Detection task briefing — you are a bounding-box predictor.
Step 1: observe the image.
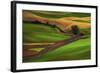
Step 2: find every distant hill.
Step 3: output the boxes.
[23,10,91,32]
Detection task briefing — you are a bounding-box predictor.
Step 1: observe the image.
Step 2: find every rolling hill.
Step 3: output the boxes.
[23,10,91,32]
[22,10,91,62]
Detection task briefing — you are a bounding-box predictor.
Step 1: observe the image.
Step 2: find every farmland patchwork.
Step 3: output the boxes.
[22,10,91,63]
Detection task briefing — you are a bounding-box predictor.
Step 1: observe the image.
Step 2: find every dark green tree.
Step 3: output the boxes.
[71,25,80,35]
[71,25,84,36]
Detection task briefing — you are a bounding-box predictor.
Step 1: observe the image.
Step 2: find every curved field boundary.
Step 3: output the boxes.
[23,35,83,58]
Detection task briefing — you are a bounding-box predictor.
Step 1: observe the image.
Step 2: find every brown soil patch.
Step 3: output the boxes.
[23,50,39,58]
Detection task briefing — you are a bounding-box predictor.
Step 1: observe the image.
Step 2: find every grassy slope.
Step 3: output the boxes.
[23,23,69,43]
[23,11,91,62]
[24,37,90,62]
[73,20,90,23]
[23,21,91,62]
[23,10,91,31]
[29,10,90,18]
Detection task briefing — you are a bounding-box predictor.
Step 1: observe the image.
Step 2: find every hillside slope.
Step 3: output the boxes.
[23,10,91,32]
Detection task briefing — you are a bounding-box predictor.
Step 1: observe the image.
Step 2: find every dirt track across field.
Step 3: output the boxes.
[23,35,83,58]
